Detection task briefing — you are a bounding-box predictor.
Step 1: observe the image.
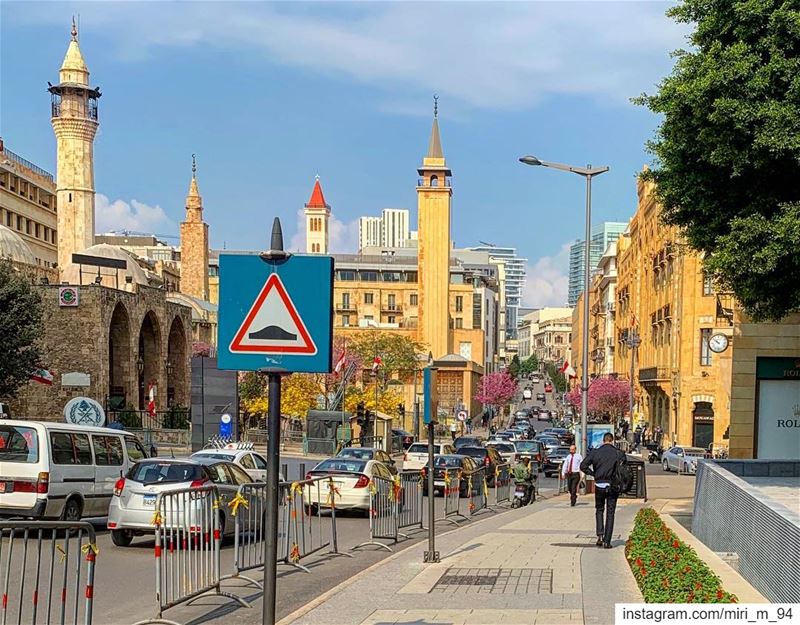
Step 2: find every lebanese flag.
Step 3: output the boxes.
[334,344,347,374]
[147,384,157,417]
[372,356,382,374]
[559,360,577,379]
[30,369,54,385]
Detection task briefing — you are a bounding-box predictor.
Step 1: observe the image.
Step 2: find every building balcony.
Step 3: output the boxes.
[381,304,403,313]
[335,303,357,312]
[639,367,669,383]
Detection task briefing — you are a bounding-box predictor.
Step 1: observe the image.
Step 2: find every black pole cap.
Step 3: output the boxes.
[260,217,290,261]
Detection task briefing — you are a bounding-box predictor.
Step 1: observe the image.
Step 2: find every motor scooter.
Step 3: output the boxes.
[511,482,534,508]
[646,444,664,464]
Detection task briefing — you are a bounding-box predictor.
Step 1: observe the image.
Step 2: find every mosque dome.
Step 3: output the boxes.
[0,224,36,265]
[60,243,150,291]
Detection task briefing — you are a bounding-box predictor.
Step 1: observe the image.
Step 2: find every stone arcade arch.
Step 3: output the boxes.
[166,316,188,408]
[107,302,132,410]
[137,311,162,412]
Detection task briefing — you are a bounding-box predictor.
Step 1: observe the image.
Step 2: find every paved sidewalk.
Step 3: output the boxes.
[278,493,644,625]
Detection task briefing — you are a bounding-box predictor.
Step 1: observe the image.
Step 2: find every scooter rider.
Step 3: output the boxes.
[512,456,536,505]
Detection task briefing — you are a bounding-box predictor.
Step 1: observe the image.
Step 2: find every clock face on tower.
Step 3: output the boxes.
[709,333,729,353]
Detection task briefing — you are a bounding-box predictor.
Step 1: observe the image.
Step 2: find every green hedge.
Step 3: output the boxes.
[625,508,738,603]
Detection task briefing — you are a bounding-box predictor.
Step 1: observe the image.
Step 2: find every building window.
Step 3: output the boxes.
[702,273,714,296]
[455,317,463,329]
[387,294,396,308]
[342,315,350,327]
[364,292,373,304]
[16,215,22,231]
[430,175,439,187]
[388,315,396,324]
[337,270,356,281]
[700,328,712,366]
[6,211,12,227]
[342,293,350,308]
[361,271,378,282]
[455,296,463,312]
[410,294,418,306]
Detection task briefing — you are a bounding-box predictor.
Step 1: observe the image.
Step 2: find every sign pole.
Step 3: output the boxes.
[263,371,281,625]
[422,364,439,563]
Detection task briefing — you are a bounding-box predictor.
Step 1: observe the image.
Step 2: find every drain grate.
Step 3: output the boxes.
[431,568,552,594]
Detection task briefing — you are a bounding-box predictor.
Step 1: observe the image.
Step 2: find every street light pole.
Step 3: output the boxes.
[519,156,609,456]
[627,331,641,424]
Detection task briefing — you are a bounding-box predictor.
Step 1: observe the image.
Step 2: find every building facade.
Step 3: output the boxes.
[568,221,627,306]
[469,244,527,341]
[357,209,411,251]
[587,242,618,377]
[0,140,58,268]
[358,216,382,250]
[518,307,573,363]
[613,178,733,450]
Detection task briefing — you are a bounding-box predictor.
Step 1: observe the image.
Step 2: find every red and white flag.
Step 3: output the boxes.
[631,313,639,328]
[559,360,577,379]
[334,345,346,374]
[147,383,157,418]
[30,369,54,385]
[371,356,382,374]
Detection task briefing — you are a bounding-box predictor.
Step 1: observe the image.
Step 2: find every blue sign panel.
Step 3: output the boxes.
[217,253,333,373]
[423,367,438,425]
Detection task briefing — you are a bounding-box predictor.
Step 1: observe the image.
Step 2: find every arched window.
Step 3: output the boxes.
[430,175,439,187]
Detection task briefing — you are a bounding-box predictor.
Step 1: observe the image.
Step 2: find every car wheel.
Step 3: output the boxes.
[662,459,670,472]
[648,455,656,464]
[61,497,82,522]
[111,529,133,547]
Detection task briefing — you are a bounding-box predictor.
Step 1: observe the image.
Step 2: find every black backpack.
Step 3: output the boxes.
[612,454,634,494]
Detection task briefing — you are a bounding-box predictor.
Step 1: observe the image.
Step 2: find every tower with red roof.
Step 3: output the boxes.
[304,175,330,254]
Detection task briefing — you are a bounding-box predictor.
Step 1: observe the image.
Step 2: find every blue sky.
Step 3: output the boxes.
[1,1,687,307]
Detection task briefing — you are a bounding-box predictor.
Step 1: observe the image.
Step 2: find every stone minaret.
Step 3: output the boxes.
[50,19,101,271]
[304,176,330,254]
[180,155,209,300]
[417,97,452,359]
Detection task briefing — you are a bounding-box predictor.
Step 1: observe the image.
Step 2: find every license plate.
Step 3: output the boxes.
[0,482,6,494]
[143,494,156,507]
[514,491,525,498]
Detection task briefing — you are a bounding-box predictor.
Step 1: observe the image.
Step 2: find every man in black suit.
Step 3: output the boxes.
[580,432,626,549]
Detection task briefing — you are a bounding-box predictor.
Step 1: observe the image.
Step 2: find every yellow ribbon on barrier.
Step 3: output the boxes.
[326,482,341,508]
[443,471,451,494]
[483,476,489,499]
[369,479,377,495]
[151,510,162,527]
[56,544,66,563]
[212,497,221,511]
[81,543,100,558]
[390,476,402,502]
[418,473,425,490]
[290,481,303,498]
[467,474,473,495]
[228,492,249,517]
[289,543,301,563]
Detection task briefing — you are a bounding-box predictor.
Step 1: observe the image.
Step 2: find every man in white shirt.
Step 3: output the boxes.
[561,444,583,506]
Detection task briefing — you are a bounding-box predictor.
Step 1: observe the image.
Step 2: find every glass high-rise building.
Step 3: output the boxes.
[568,221,627,306]
[469,244,527,340]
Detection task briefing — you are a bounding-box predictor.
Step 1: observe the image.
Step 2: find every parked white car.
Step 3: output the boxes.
[662,446,706,474]
[485,441,518,464]
[403,442,455,471]
[0,421,148,521]
[191,446,269,482]
[305,457,395,513]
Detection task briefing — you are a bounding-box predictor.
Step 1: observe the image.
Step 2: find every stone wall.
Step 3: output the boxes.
[12,283,192,422]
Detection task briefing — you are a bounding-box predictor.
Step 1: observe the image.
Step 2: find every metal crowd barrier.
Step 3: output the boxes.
[285,477,351,571]
[466,467,491,517]
[490,464,513,506]
[440,468,467,525]
[221,482,289,588]
[0,521,98,625]
[353,475,403,552]
[397,471,425,531]
[133,485,249,625]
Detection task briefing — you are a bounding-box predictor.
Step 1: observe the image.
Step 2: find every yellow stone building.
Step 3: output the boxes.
[0,140,59,269]
[614,177,733,450]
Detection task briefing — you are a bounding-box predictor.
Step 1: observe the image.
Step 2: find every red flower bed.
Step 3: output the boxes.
[625,508,738,603]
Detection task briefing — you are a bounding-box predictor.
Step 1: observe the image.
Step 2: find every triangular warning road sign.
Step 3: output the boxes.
[229,273,317,355]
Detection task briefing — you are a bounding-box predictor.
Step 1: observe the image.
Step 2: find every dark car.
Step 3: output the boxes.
[543,427,574,445]
[457,446,504,484]
[534,435,561,455]
[453,436,483,450]
[543,446,571,477]
[514,440,547,469]
[422,455,478,497]
[392,429,414,451]
[536,392,546,401]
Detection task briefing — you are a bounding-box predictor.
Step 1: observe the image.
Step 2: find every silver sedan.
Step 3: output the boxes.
[662,446,706,474]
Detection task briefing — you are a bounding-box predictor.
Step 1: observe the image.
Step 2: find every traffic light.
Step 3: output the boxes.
[398,403,405,418]
[356,402,365,425]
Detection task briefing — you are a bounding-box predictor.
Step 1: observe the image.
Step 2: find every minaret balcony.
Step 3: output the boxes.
[417,177,451,188]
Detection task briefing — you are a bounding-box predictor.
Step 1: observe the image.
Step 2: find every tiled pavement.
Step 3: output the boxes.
[278,493,645,625]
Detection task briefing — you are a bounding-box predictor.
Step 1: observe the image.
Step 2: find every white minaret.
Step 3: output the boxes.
[50,18,101,271]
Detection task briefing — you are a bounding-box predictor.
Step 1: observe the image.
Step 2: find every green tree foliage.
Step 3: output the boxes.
[637,0,800,321]
[519,355,539,376]
[348,332,425,388]
[542,362,567,394]
[507,354,521,379]
[0,262,43,398]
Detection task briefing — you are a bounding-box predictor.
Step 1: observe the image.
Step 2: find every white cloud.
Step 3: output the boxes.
[289,208,358,254]
[95,193,176,235]
[522,242,572,309]
[11,2,688,110]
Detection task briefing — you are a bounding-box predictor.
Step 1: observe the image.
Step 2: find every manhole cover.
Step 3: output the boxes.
[431,568,552,594]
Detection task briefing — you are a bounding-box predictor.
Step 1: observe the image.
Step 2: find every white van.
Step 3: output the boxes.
[0,420,148,520]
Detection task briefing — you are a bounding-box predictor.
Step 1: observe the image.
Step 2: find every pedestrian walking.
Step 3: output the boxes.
[449,421,457,441]
[560,444,583,506]
[633,425,642,452]
[466,417,473,434]
[580,432,627,549]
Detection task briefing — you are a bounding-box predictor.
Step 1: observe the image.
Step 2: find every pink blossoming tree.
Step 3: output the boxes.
[475,371,518,414]
[566,377,631,419]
